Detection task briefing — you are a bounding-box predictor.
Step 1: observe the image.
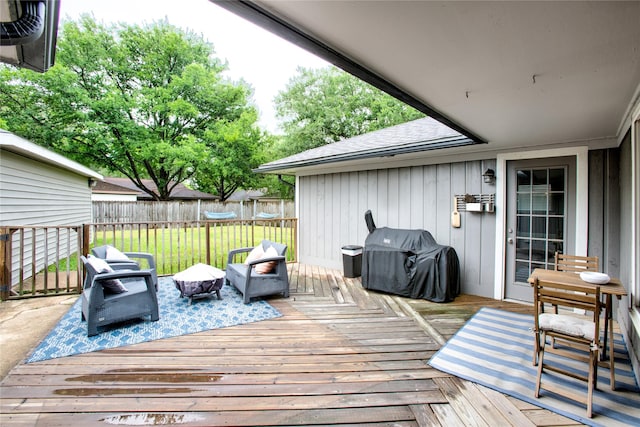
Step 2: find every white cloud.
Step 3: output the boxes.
[59,0,329,133]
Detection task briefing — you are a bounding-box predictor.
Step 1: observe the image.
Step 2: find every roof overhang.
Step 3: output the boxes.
[256,135,472,174]
[0,0,60,72]
[255,117,474,174]
[213,1,640,151]
[214,0,486,145]
[0,129,102,179]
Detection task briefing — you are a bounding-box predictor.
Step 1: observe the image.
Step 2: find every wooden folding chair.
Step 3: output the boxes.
[532,277,601,418]
[545,252,600,352]
[554,252,599,273]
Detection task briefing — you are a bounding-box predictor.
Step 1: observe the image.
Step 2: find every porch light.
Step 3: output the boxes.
[482,168,495,184]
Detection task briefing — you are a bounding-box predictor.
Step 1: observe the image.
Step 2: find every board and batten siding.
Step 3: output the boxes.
[1,150,94,285]
[298,159,497,298]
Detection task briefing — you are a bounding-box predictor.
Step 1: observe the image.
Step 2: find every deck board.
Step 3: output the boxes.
[0,263,581,426]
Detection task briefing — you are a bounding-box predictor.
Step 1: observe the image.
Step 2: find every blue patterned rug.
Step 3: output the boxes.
[429,307,640,427]
[26,277,282,363]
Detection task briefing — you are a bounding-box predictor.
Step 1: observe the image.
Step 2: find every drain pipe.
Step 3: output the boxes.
[1,1,45,46]
[278,174,295,188]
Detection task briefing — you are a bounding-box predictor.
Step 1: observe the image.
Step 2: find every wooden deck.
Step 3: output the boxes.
[0,263,581,426]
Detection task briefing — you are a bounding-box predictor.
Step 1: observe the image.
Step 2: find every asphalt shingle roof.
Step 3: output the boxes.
[257,117,473,173]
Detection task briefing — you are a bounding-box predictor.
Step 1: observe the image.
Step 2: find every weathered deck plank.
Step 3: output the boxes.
[0,263,580,426]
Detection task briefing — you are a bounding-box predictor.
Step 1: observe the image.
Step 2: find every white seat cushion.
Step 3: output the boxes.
[244,245,265,264]
[539,313,595,341]
[86,255,128,294]
[105,245,131,261]
[255,245,279,274]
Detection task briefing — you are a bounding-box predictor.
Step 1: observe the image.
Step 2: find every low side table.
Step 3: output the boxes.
[173,263,225,305]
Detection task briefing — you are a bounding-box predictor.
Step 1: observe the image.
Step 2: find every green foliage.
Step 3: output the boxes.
[194,109,266,201]
[274,66,425,157]
[256,133,294,199]
[0,15,263,200]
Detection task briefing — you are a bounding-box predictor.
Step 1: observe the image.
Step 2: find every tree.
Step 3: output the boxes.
[0,16,260,200]
[193,109,266,201]
[274,66,424,157]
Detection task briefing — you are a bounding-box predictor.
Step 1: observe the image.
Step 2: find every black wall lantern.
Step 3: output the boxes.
[482,168,495,184]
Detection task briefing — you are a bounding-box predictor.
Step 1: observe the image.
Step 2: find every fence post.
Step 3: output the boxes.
[82,224,91,256]
[0,227,10,300]
[205,222,211,265]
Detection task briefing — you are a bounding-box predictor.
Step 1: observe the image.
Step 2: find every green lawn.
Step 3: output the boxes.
[90,222,296,275]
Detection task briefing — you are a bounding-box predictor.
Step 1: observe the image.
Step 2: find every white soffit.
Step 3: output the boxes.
[242,1,640,149]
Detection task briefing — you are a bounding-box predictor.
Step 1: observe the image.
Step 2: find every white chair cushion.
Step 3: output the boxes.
[255,245,279,274]
[86,255,128,293]
[105,245,131,261]
[244,245,265,264]
[539,313,595,341]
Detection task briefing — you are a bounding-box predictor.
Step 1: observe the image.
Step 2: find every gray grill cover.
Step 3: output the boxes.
[361,226,460,302]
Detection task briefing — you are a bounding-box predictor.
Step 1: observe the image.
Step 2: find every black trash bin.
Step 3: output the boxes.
[341,245,363,278]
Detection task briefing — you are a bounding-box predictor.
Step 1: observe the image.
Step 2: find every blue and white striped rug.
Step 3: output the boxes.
[429,307,639,427]
[26,276,282,363]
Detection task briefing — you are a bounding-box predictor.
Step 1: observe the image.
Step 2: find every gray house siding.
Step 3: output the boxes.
[0,150,93,226]
[1,148,95,286]
[298,152,616,300]
[298,159,497,298]
[615,134,639,378]
[588,148,621,278]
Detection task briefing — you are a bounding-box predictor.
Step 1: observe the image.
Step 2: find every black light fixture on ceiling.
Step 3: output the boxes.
[482,168,495,184]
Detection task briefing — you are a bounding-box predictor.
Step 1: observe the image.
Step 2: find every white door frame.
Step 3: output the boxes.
[494,147,589,300]
[630,102,640,327]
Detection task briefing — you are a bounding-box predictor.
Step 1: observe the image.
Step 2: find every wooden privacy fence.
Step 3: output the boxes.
[93,200,295,223]
[0,218,297,300]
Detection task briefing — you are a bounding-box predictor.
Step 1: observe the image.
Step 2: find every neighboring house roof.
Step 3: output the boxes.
[167,184,219,200]
[98,177,219,200]
[92,180,140,196]
[256,117,471,174]
[0,129,102,180]
[227,189,266,202]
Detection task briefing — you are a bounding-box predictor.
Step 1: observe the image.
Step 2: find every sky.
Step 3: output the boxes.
[59,0,329,133]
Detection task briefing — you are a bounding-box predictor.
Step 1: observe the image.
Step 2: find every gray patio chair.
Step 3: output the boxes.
[225,239,290,304]
[80,255,159,337]
[91,245,158,290]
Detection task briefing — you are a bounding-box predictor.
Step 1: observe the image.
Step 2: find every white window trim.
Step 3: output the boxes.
[295,174,301,262]
[630,104,640,330]
[494,147,589,300]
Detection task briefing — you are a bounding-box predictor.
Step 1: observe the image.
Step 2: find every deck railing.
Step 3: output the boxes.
[0,218,297,300]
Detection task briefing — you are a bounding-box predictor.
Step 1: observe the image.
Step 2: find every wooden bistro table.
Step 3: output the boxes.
[528,268,627,390]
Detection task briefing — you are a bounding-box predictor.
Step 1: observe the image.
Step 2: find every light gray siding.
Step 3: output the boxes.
[0,150,93,226]
[298,159,497,297]
[615,134,639,380]
[1,149,94,285]
[588,149,621,277]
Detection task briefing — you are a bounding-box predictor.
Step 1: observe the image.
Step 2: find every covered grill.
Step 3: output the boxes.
[361,210,460,302]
